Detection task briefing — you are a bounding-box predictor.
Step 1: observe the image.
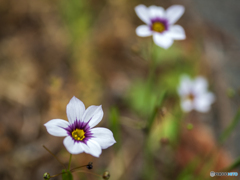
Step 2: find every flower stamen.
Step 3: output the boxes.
[72,129,85,141]
[152,22,165,33]
[187,93,195,101]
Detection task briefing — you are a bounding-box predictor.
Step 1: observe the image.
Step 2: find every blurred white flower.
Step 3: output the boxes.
[135,4,186,49]
[44,96,116,157]
[178,75,215,113]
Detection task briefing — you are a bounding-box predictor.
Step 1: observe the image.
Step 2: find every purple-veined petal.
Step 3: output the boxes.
[148,5,165,18]
[193,77,208,95]
[152,33,173,49]
[63,136,84,154]
[44,119,69,137]
[82,105,103,128]
[180,99,193,112]
[136,25,152,37]
[166,5,185,24]
[194,93,215,112]
[135,4,151,24]
[91,127,116,149]
[165,25,186,40]
[178,75,192,96]
[66,96,85,124]
[80,139,102,157]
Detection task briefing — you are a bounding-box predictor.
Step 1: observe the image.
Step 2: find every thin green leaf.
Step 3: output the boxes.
[146,90,167,132]
[219,108,240,144]
[222,156,240,172]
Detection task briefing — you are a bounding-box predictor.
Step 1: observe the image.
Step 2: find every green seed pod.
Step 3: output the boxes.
[43,172,50,180]
[102,171,110,179]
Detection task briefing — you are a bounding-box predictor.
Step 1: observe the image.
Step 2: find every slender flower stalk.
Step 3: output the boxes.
[135,4,186,49]
[43,146,95,179]
[43,145,67,169]
[44,96,116,157]
[68,154,72,170]
[71,170,102,177]
[44,164,102,179]
[70,163,92,171]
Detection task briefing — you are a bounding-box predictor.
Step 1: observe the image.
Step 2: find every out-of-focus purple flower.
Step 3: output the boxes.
[135,4,186,49]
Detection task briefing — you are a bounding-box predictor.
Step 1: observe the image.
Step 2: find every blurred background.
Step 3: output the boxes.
[0,0,240,179]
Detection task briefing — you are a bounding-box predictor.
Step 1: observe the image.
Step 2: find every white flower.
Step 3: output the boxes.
[44,96,116,157]
[177,75,215,113]
[135,4,186,49]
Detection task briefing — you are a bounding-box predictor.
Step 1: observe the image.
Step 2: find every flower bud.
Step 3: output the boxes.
[43,172,50,180]
[102,171,110,179]
[87,162,93,169]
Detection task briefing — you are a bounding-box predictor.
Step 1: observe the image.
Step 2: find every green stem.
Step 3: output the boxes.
[147,49,157,89]
[143,41,157,126]
[68,154,72,170]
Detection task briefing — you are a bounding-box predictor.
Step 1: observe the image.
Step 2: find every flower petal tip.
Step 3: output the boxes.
[135,4,146,11]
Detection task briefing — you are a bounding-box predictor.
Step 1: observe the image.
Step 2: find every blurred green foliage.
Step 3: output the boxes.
[126,80,159,118]
[109,107,121,150]
[60,0,92,43]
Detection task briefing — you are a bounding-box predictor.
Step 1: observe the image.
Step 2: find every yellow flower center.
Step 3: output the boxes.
[152,22,165,33]
[72,129,85,141]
